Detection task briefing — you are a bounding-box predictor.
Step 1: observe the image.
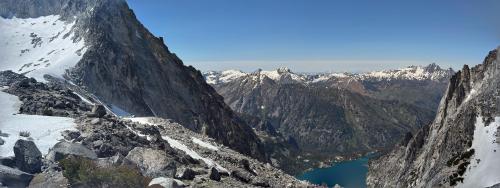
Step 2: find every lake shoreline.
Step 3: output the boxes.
[296,152,380,188]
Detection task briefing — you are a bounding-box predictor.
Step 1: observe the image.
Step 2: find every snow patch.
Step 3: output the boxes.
[73,92,94,105]
[0,15,86,82]
[464,89,477,103]
[148,177,185,187]
[163,135,228,173]
[459,116,500,187]
[122,117,156,141]
[0,90,75,157]
[192,137,219,151]
[125,117,156,126]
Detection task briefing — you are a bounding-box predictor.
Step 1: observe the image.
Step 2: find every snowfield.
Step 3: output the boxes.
[0,90,76,157]
[459,116,500,187]
[0,15,86,81]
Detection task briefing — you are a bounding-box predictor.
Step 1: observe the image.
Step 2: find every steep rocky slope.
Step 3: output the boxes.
[205,64,452,171]
[368,48,500,187]
[0,71,309,187]
[0,0,265,160]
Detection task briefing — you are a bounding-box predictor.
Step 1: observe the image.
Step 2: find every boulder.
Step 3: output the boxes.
[13,139,42,173]
[0,165,34,187]
[17,78,36,88]
[231,169,252,183]
[209,167,221,181]
[28,171,68,188]
[0,157,15,168]
[124,147,176,177]
[240,159,257,175]
[148,177,185,188]
[88,105,106,118]
[90,118,101,125]
[46,142,97,162]
[61,130,80,141]
[96,143,115,157]
[251,177,270,187]
[96,153,125,168]
[178,154,199,165]
[176,168,196,180]
[0,137,4,145]
[54,100,66,109]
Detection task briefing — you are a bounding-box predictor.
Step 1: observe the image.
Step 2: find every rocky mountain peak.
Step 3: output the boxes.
[368,47,500,188]
[276,67,292,74]
[0,0,112,19]
[423,62,442,72]
[0,0,267,161]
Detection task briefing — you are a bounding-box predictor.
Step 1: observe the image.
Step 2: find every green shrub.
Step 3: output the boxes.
[60,156,150,188]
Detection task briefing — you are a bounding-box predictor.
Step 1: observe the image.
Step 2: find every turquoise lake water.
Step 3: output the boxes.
[296,154,376,188]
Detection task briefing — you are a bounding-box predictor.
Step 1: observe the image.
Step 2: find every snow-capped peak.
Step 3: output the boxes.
[276,67,292,74]
[253,67,306,83]
[204,67,305,85]
[358,63,453,81]
[204,69,248,85]
[204,63,453,85]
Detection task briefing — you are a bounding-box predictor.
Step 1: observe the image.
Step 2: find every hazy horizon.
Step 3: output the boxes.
[191,59,461,73]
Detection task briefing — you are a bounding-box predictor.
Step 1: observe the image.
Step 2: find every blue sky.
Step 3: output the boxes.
[126,0,500,72]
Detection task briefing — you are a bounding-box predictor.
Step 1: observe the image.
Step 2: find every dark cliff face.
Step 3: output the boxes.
[367,49,500,187]
[1,0,266,161]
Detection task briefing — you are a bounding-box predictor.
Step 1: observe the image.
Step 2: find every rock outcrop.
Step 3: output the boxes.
[46,141,97,162]
[0,165,34,187]
[2,74,91,117]
[0,71,309,187]
[124,147,177,178]
[368,48,500,187]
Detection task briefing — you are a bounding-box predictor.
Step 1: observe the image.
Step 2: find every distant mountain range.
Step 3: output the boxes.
[205,63,453,85]
[204,63,454,173]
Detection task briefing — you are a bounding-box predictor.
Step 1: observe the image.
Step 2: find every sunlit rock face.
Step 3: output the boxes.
[368,49,500,188]
[0,0,266,161]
